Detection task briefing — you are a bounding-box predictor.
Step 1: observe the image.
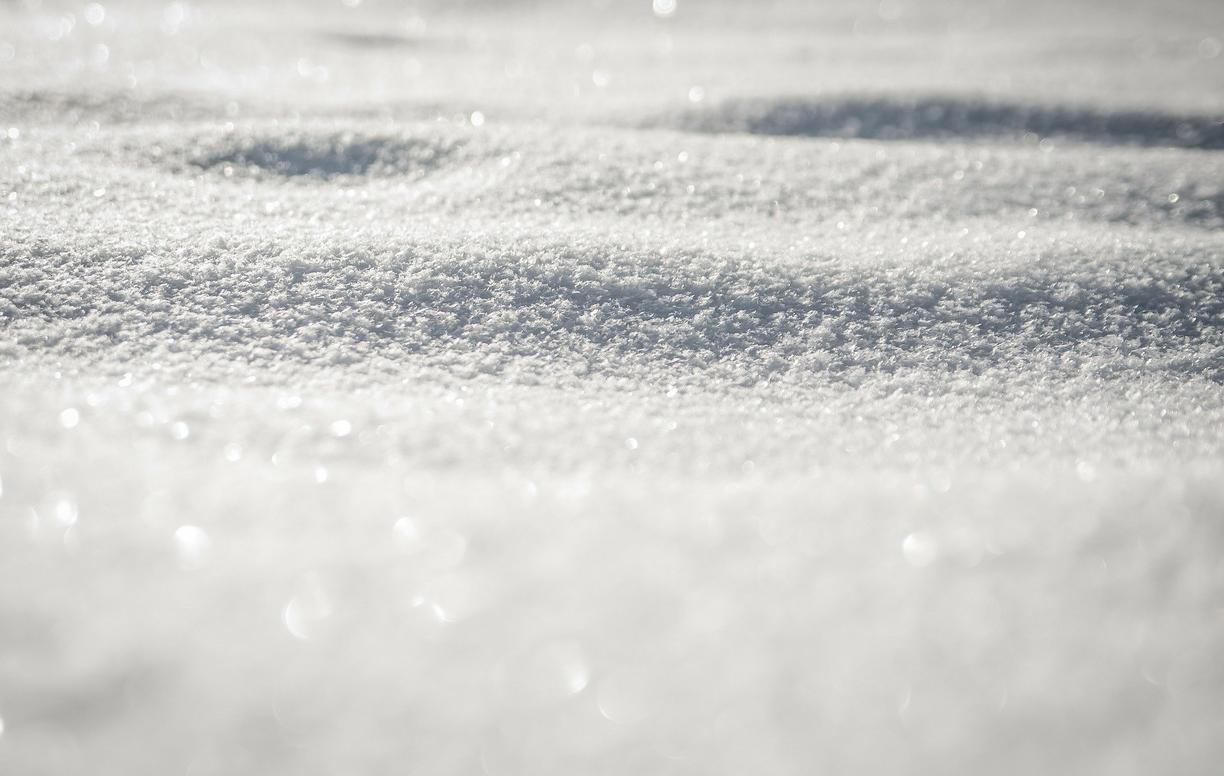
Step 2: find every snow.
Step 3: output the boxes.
[1,0,1223,774]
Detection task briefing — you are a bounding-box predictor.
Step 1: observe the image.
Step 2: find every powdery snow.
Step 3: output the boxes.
[1,1,1222,774]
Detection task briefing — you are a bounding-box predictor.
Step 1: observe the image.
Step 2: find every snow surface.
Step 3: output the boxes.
[1,0,1223,774]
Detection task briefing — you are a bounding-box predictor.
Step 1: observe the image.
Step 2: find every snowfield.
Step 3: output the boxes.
[1,0,1223,774]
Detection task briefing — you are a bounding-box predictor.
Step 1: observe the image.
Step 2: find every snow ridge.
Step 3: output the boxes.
[3,233,1220,381]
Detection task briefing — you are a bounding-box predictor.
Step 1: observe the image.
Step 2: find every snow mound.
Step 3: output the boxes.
[189,131,471,180]
[670,96,1224,149]
[0,89,227,126]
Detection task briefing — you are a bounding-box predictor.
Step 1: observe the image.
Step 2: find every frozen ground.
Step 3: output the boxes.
[1,0,1223,774]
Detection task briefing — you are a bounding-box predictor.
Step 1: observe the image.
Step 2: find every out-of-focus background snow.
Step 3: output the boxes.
[1,1,1223,774]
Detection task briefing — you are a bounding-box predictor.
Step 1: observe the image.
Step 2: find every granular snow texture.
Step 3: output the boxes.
[1,1,1223,775]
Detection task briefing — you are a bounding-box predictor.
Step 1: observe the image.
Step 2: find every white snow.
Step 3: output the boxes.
[1,0,1223,774]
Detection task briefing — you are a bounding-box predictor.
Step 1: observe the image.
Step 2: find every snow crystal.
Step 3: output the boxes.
[653,0,678,19]
[173,525,212,570]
